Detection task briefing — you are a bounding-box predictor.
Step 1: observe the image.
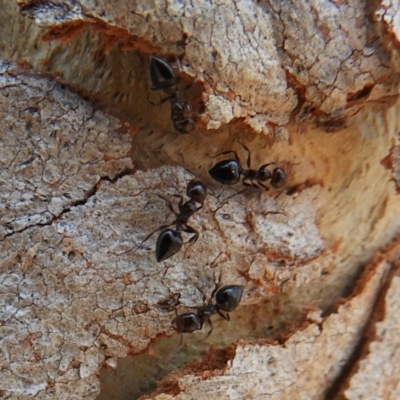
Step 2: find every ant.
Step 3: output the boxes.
[172,283,244,343]
[149,56,197,134]
[135,179,206,262]
[208,143,287,191]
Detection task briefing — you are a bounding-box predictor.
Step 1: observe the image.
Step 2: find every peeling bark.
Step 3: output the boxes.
[345,264,400,400]
[143,246,395,400]
[15,0,400,133]
[0,0,400,399]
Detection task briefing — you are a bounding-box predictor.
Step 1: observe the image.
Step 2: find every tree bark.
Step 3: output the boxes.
[0,0,400,399]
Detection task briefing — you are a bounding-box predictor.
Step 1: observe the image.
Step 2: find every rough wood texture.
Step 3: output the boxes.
[0,0,399,399]
[143,249,395,400]
[0,61,327,398]
[344,264,400,400]
[17,0,399,133]
[0,61,133,398]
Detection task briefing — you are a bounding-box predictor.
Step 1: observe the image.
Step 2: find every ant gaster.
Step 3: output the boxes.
[172,284,244,341]
[135,179,206,262]
[208,143,287,191]
[150,56,196,134]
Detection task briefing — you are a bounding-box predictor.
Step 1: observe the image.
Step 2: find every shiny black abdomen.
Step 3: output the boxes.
[208,160,241,185]
[156,229,183,262]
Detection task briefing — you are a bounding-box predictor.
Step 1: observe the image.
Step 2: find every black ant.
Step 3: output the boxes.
[172,284,244,343]
[208,143,287,191]
[149,56,197,134]
[134,179,206,262]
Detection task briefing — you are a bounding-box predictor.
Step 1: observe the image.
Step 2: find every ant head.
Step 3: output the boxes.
[156,229,183,262]
[208,160,241,185]
[150,56,179,90]
[271,168,287,188]
[172,312,202,333]
[170,99,191,115]
[186,179,207,204]
[215,285,244,312]
[172,115,196,134]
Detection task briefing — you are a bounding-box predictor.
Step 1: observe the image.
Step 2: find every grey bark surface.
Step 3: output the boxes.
[16,0,399,133]
[0,0,400,399]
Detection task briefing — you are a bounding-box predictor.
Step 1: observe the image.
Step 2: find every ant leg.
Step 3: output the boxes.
[216,188,248,208]
[274,187,285,199]
[257,181,270,191]
[259,162,275,170]
[197,286,207,304]
[210,278,221,299]
[182,82,193,92]
[216,309,230,321]
[211,150,240,160]
[205,319,213,338]
[154,193,178,215]
[181,225,199,259]
[147,92,173,106]
[243,179,261,189]
[182,225,199,245]
[194,204,203,214]
[172,194,184,209]
[178,333,183,347]
[172,308,184,349]
[132,223,172,253]
[209,252,222,269]
[238,142,252,169]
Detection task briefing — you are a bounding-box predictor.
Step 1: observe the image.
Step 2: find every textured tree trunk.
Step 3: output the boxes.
[1,1,400,399]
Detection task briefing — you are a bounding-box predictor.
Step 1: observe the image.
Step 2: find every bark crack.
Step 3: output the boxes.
[324,260,400,399]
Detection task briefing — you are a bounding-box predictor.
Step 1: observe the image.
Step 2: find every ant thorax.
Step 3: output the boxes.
[241,168,258,181]
[178,201,198,220]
